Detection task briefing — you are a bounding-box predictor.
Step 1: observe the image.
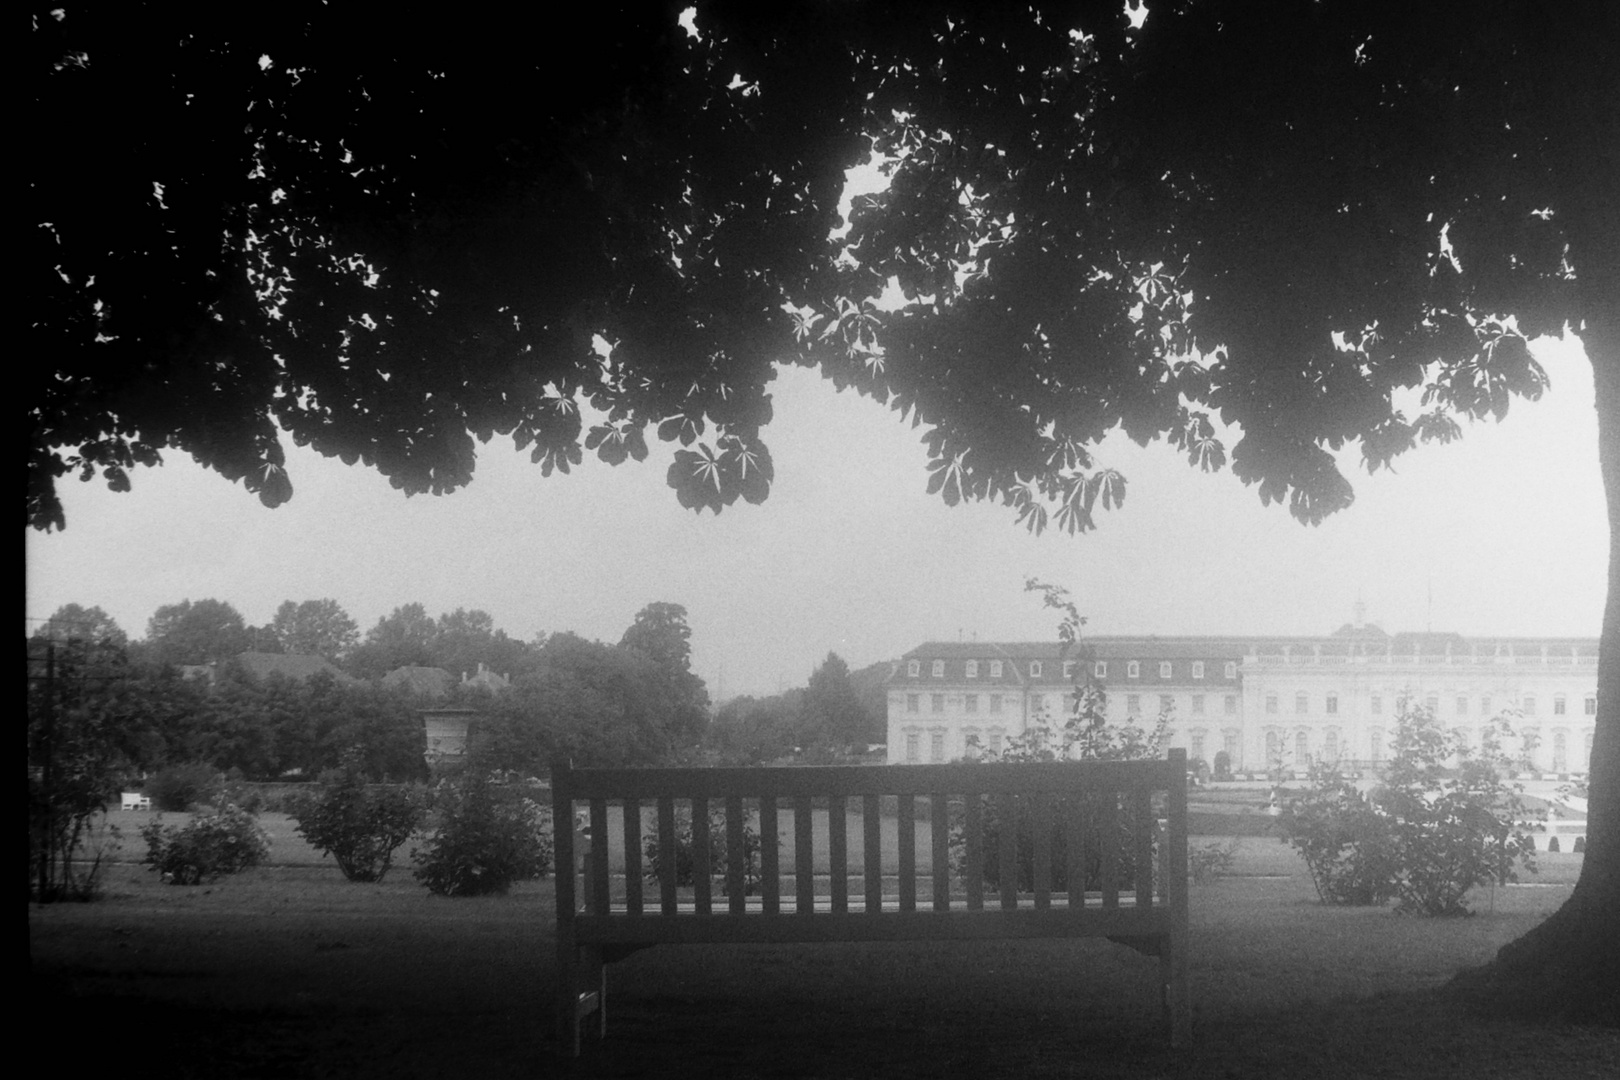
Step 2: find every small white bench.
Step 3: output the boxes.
[120,792,152,811]
[553,750,1190,1055]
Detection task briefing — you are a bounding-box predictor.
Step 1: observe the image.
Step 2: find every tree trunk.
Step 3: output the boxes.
[1451,244,1620,1019]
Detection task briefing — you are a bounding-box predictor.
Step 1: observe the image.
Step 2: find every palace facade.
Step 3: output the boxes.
[885,621,1599,776]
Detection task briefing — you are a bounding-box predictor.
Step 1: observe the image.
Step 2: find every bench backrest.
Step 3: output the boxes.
[554,750,1187,924]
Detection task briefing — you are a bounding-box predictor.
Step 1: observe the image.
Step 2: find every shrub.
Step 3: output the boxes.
[642,805,762,896]
[412,770,552,896]
[289,749,426,883]
[147,761,223,812]
[1377,706,1536,916]
[1277,704,1536,915]
[139,803,270,884]
[1189,839,1240,884]
[1275,764,1397,905]
[1213,751,1232,780]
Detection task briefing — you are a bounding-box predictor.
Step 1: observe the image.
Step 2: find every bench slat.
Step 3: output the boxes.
[997,792,1018,910]
[623,798,642,917]
[693,797,712,916]
[727,795,746,915]
[760,797,780,915]
[794,796,813,917]
[964,796,984,911]
[1134,787,1154,908]
[658,796,677,916]
[563,761,1182,799]
[1064,795,1084,903]
[829,795,848,915]
[898,795,916,913]
[864,795,882,915]
[1032,793,1052,910]
[574,906,1174,945]
[930,794,949,912]
[589,798,610,916]
[1100,794,1119,909]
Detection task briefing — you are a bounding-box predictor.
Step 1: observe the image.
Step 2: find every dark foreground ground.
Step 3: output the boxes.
[28,832,1618,1079]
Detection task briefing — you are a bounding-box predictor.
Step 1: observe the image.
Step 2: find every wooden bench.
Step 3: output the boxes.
[552,749,1189,1056]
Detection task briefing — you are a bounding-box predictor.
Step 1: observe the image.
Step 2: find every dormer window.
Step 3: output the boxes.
[907,660,920,677]
[989,660,1003,678]
[1028,661,1043,678]
[1159,661,1173,679]
[1062,660,1075,678]
[1192,661,1205,680]
[931,660,945,678]
[1127,661,1140,679]
[1224,661,1238,679]
[966,660,979,678]
[1094,661,1107,679]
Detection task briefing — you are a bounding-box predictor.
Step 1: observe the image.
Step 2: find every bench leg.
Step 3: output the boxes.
[560,945,608,1057]
[1161,936,1190,1047]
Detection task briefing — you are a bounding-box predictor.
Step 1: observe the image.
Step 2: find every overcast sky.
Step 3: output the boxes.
[25,334,1605,699]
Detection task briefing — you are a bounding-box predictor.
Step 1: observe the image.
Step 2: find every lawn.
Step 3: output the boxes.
[28,814,1617,1079]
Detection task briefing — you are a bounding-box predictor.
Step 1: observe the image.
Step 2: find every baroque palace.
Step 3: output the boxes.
[885,616,1598,777]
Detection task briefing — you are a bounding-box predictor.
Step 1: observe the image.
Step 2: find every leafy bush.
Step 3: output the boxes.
[412,770,552,896]
[139,803,270,884]
[147,761,223,812]
[642,805,762,896]
[1189,839,1240,884]
[289,749,425,882]
[1277,704,1536,915]
[1213,751,1232,780]
[1275,765,1398,905]
[1378,706,1536,915]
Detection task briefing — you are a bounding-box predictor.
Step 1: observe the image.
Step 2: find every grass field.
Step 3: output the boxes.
[28,813,1617,1079]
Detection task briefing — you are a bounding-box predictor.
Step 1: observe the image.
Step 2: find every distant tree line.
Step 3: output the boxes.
[702,652,888,765]
[29,598,793,784]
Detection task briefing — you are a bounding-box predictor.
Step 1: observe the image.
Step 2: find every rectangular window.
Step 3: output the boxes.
[1482,695,1492,717]
[1192,661,1205,680]
[965,660,979,679]
[930,694,944,714]
[1266,694,1278,714]
[1553,695,1566,716]
[1160,694,1174,714]
[1159,661,1173,679]
[1224,661,1238,679]
[1128,661,1141,678]
[1326,694,1338,715]
[962,728,982,759]
[1094,661,1107,679]
[988,731,1005,756]
[964,694,979,714]
[1370,727,1385,762]
[1127,694,1141,715]
[1371,694,1382,715]
[1063,660,1075,679]
[907,660,920,677]
[1523,695,1537,716]
[1191,694,1205,715]
[1324,729,1339,760]
[1028,661,1043,678]
[906,694,919,714]
[1456,696,1468,716]
[1223,730,1239,763]
[905,732,920,764]
[1425,695,1438,714]
[1295,692,1308,714]
[1190,732,1206,761]
[1587,696,1598,716]
[1224,695,1238,715]
[989,660,1003,678]
[930,731,945,763]
[931,659,945,678]
[989,694,1003,714]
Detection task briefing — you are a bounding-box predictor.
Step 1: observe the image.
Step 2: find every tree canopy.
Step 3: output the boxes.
[26,2,1617,997]
[269,598,359,661]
